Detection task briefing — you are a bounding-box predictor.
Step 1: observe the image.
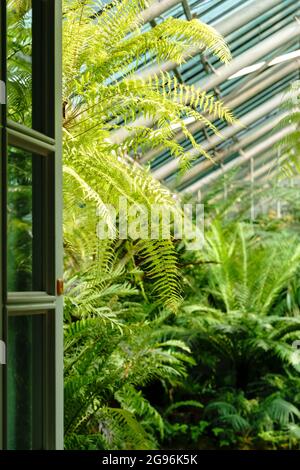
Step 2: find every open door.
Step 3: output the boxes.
[0,0,63,450]
[0,0,7,450]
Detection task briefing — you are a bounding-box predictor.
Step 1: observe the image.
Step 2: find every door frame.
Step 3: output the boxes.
[0,0,63,450]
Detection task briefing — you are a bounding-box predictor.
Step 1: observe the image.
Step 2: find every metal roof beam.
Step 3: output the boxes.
[179,56,300,139]
[182,125,295,194]
[177,112,287,188]
[150,58,300,178]
[237,149,277,179]
[110,0,288,143]
[245,155,283,181]
[192,20,300,92]
[142,59,299,164]
[181,0,192,21]
[141,0,182,24]
[257,165,283,183]
[90,0,181,22]
[111,21,300,146]
[136,0,285,80]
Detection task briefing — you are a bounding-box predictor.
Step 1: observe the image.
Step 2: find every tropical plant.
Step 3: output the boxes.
[63,0,234,160]
[62,0,235,311]
[63,169,300,450]
[60,0,237,447]
[64,260,194,449]
[7,0,235,311]
[158,220,300,449]
[8,0,300,453]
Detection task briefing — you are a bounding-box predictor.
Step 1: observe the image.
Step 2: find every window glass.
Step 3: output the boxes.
[7,146,33,291]
[7,314,44,450]
[7,0,32,126]
[7,145,45,291]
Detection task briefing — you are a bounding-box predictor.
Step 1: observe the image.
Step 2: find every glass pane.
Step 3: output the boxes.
[7,314,44,450]
[7,147,33,291]
[7,0,32,126]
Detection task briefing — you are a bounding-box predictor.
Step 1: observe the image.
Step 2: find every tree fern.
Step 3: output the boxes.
[64,269,193,448]
[115,384,165,439]
[60,0,236,310]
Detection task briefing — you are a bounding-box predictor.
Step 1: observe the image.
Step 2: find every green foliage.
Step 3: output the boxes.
[64,187,300,450]
[7,0,234,311]
[64,264,193,449]
[63,0,234,160]
[63,144,182,310]
[61,0,235,311]
[7,0,32,125]
[7,147,32,290]
[7,0,300,453]
[203,221,300,314]
[9,1,300,451]
[160,214,300,450]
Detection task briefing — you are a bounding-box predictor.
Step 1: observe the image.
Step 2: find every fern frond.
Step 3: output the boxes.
[263,396,300,426]
[137,238,182,312]
[115,384,165,438]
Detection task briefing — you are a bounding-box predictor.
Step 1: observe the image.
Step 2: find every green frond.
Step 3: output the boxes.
[137,239,182,312]
[263,396,300,426]
[99,407,157,450]
[220,414,250,433]
[150,17,231,64]
[63,165,117,235]
[115,384,165,439]
[165,400,204,416]
[204,401,237,416]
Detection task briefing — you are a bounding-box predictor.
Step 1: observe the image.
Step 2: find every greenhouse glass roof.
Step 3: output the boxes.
[134,0,300,197]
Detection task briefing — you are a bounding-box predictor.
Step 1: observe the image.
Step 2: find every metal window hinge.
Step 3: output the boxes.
[57,279,64,296]
[0,340,6,365]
